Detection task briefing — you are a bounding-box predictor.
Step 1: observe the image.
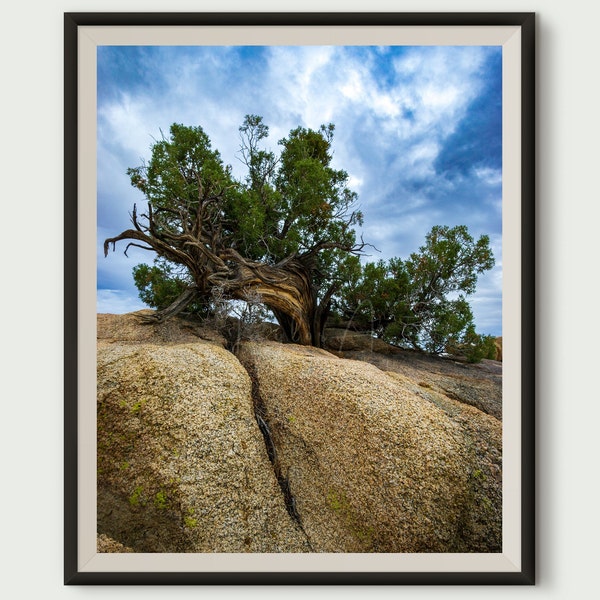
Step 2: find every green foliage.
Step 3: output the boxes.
[446,326,498,363]
[231,116,363,280]
[127,123,235,217]
[133,260,186,310]
[335,225,495,356]
[128,116,362,316]
[133,258,210,316]
[406,225,494,297]
[118,117,496,351]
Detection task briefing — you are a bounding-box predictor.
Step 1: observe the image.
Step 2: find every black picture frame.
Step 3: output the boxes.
[64,11,535,585]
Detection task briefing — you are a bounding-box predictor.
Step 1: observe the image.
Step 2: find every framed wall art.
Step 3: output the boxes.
[64,12,535,585]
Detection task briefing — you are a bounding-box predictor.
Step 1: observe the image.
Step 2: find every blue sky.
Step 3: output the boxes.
[97,44,502,336]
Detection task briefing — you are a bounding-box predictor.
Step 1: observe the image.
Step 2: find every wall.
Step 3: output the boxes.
[1,1,596,598]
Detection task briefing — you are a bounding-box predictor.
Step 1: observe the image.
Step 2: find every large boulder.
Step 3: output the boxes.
[323,327,399,355]
[97,322,310,553]
[384,371,502,551]
[333,348,502,420]
[495,336,503,361]
[97,534,133,553]
[97,310,227,346]
[237,341,501,552]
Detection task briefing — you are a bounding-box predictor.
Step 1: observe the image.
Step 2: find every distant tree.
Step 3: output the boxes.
[104,116,365,346]
[335,225,495,354]
[445,325,498,363]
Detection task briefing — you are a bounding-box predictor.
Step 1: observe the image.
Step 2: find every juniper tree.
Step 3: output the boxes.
[104,116,365,347]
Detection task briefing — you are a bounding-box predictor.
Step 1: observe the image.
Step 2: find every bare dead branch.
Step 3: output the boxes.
[138,286,199,323]
[123,242,154,256]
[104,229,151,257]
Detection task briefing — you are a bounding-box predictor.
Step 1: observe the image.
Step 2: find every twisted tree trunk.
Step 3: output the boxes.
[103,203,353,347]
[217,258,321,346]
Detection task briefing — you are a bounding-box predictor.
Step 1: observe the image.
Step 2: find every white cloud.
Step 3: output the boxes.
[403,141,440,175]
[347,174,364,191]
[98,93,159,158]
[97,289,146,314]
[391,46,487,138]
[474,166,503,186]
[340,70,365,101]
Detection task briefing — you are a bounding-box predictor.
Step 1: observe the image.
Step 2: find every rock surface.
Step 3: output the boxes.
[383,371,502,551]
[237,341,502,552]
[318,346,503,551]
[334,348,502,420]
[322,327,401,355]
[495,336,503,361]
[97,310,227,346]
[97,312,502,554]
[97,314,310,553]
[97,534,134,553]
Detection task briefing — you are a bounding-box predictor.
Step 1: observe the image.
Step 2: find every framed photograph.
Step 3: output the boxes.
[64,12,535,585]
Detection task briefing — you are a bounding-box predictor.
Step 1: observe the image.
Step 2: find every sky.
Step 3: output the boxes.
[97,44,502,336]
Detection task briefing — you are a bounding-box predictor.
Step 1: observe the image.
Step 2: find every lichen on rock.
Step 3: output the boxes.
[97,315,310,553]
[237,341,501,553]
[96,313,502,554]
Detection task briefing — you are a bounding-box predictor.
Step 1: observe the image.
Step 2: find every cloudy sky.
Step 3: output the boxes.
[97,44,502,336]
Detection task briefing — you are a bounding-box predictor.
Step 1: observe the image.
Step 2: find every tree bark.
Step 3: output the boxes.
[138,287,199,323]
[221,258,320,346]
[104,203,347,347]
